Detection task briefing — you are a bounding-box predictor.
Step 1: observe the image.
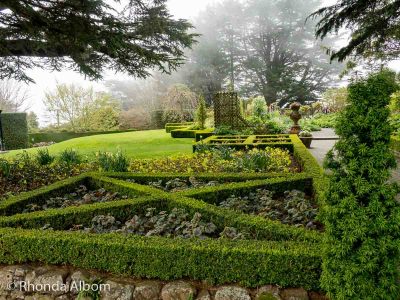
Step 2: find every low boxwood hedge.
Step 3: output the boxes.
[193,134,294,152]
[29,129,137,144]
[171,127,214,139]
[165,122,194,133]
[0,228,321,289]
[0,135,326,289]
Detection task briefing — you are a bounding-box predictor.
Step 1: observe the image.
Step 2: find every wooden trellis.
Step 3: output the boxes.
[213,92,248,129]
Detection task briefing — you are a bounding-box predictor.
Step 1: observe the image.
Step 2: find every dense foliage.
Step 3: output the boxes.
[321,70,400,299]
[0,0,196,82]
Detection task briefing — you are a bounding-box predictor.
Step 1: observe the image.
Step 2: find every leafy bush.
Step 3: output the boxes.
[35,148,55,166]
[299,118,321,132]
[310,113,338,128]
[251,96,268,119]
[321,70,400,299]
[96,150,129,172]
[59,149,82,167]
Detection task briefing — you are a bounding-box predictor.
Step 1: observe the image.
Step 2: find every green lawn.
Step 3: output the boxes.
[2,130,193,160]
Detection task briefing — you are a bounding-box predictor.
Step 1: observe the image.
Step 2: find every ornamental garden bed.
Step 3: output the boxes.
[193,134,294,152]
[0,134,325,290]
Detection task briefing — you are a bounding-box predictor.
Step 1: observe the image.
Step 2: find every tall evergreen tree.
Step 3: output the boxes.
[184,0,341,107]
[0,0,196,82]
[322,70,400,299]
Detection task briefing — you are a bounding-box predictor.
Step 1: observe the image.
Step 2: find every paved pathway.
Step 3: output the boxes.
[308,129,400,183]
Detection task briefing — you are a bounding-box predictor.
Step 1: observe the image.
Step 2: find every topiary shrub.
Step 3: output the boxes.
[196,95,207,130]
[321,70,400,299]
[1,113,28,150]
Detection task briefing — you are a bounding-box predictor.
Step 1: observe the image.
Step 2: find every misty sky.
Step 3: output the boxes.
[21,0,399,124]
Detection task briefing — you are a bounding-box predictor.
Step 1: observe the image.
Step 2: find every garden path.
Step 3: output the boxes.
[309,129,400,183]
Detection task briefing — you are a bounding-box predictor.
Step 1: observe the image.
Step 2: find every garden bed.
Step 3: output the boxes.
[0,134,325,290]
[193,134,294,152]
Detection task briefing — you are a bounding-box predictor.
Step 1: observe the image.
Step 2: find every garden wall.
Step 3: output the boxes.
[0,264,327,300]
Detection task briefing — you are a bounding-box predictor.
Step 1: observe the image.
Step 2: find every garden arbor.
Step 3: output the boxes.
[214,92,248,129]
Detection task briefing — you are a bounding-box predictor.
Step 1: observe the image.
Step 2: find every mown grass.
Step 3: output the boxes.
[3,130,193,160]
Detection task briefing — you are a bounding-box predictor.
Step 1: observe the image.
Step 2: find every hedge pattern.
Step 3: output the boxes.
[165,122,194,133]
[193,134,293,152]
[0,136,325,289]
[1,112,28,150]
[171,127,214,139]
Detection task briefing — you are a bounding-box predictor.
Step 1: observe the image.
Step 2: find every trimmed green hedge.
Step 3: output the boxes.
[0,228,321,289]
[1,113,28,150]
[165,122,194,133]
[29,129,136,144]
[193,135,293,152]
[171,127,214,139]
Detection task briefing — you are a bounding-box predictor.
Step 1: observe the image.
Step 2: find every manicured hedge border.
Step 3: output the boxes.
[165,123,194,133]
[193,134,293,152]
[29,130,137,144]
[0,228,321,289]
[171,127,214,139]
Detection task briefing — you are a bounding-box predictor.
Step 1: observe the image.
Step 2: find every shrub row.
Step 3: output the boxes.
[165,122,194,133]
[0,227,321,289]
[171,127,214,139]
[1,113,28,150]
[193,134,293,152]
[29,129,136,144]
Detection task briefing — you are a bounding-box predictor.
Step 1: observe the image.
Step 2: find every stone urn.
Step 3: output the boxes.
[289,102,302,134]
